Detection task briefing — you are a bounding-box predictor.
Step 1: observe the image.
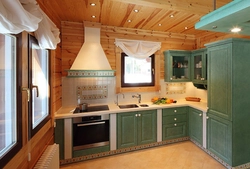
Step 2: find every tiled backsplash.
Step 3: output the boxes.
[62,77,207,107]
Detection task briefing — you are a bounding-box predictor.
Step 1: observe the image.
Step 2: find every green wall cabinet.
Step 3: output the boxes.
[162,107,188,140]
[206,38,250,167]
[164,50,191,82]
[191,48,207,86]
[117,110,157,149]
[189,107,203,145]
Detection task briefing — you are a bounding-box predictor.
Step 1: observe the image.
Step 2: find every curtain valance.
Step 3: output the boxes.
[115,39,161,59]
[0,0,60,49]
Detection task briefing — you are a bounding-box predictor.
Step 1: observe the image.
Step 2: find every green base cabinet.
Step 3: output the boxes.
[117,110,157,149]
[162,107,188,140]
[206,38,250,167]
[54,119,65,160]
[189,107,203,145]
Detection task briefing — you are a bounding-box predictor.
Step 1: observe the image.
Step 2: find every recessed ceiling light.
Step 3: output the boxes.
[185,27,188,29]
[90,3,96,6]
[170,14,174,18]
[134,9,139,13]
[128,20,132,22]
[158,23,162,26]
[92,15,96,18]
[231,27,241,33]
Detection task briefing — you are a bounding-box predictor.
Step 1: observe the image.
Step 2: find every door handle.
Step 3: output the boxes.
[32,85,39,97]
[21,87,30,102]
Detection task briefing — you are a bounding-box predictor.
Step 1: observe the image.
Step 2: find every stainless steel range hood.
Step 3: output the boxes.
[66,22,115,77]
[195,0,250,35]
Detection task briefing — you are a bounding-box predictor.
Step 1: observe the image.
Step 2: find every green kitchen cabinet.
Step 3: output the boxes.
[206,38,250,167]
[54,119,65,160]
[188,107,203,146]
[207,113,232,165]
[117,110,157,149]
[191,48,207,87]
[162,107,188,140]
[164,50,191,82]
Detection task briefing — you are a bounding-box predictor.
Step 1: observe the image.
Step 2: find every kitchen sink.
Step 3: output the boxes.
[140,104,149,107]
[118,104,139,109]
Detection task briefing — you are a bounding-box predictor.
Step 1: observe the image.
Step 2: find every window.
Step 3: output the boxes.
[28,35,50,138]
[0,33,22,168]
[121,53,155,87]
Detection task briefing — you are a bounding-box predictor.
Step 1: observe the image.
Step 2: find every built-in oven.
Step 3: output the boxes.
[72,105,109,151]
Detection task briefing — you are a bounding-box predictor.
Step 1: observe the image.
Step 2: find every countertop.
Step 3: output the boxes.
[55,99,207,119]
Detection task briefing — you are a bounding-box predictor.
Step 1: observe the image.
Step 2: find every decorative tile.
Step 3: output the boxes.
[66,70,115,77]
[166,82,186,94]
[77,85,108,100]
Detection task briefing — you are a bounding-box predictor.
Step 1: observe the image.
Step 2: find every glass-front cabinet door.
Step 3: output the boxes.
[164,50,191,82]
[191,49,207,85]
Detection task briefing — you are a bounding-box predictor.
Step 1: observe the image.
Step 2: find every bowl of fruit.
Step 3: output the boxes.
[151,97,176,104]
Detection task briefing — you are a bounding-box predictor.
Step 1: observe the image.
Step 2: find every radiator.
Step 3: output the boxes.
[34,144,59,169]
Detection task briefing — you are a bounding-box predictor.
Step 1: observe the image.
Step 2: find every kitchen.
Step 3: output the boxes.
[1,0,250,169]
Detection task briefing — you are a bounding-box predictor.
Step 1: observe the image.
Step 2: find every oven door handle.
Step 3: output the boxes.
[77,121,105,127]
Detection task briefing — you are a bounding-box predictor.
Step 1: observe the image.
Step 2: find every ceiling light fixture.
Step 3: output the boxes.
[158,24,162,26]
[128,19,132,22]
[90,3,96,6]
[185,27,188,29]
[92,15,96,18]
[231,27,241,33]
[134,9,139,13]
[170,14,174,18]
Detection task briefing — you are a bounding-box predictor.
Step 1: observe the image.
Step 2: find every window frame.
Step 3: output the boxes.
[28,35,51,138]
[0,33,22,169]
[121,52,155,87]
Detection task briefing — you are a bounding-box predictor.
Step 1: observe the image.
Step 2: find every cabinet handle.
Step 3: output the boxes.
[174,110,177,113]
[170,78,173,80]
[135,114,138,117]
[174,118,177,121]
[199,114,202,116]
[138,114,141,117]
[206,116,209,119]
[174,124,177,126]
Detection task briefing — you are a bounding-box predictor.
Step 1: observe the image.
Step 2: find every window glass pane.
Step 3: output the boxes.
[31,43,49,129]
[124,56,152,83]
[0,34,17,157]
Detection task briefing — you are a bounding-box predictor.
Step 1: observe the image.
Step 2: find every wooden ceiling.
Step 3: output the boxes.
[37,0,232,35]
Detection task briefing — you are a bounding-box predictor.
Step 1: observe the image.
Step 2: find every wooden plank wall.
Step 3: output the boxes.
[61,21,197,79]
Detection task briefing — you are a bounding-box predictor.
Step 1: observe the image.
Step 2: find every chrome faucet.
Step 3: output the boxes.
[115,93,125,106]
[132,93,141,103]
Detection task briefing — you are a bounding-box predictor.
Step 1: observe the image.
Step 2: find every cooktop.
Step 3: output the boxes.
[73,105,109,113]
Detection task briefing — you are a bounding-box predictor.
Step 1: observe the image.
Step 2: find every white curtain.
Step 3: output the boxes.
[22,3,60,49]
[115,39,161,59]
[0,0,41,34]
[0,0,60,49]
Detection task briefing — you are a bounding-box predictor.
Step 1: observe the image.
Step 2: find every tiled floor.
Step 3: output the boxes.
[60,141,226,169]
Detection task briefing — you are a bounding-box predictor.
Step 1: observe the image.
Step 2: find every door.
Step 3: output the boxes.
[117,112,137,149]
[207,113,232,165]
[189,108,203,145]
[137,110,157,145]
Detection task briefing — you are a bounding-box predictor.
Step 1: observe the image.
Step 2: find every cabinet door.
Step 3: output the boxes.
[162,122,187,140]
[191,49,207,85]
[117,112,137,149]
[189,108,203,145]
[207,113,232,165]
[164,50,191,82]
[54,119,64,160]
[137,110,157,145]
[208,44,232,120]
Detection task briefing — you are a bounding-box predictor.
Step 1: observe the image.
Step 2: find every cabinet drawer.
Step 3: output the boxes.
[162,114,187,125]
[162,122,187,140]
[163,107,187,116]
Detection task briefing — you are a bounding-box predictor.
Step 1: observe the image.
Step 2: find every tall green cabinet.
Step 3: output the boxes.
[206,38,250,167]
